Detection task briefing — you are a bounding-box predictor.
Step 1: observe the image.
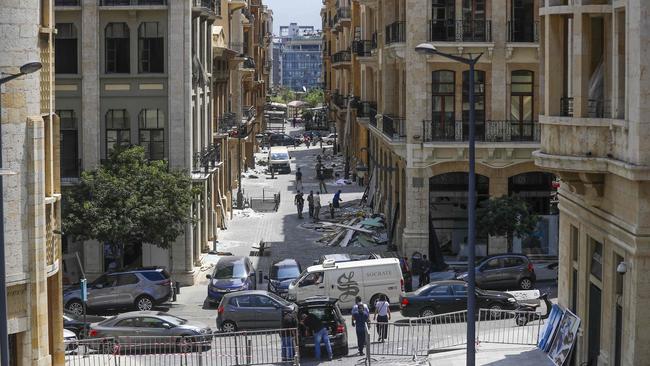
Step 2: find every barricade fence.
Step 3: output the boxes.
[65,328,299,366]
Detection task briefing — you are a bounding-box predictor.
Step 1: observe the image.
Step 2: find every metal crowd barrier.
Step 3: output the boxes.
[64,328,299,366]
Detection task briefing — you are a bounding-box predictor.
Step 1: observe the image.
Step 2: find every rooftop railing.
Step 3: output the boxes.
[382,115,406,141]
[507,20,539,42]
[100,0,166,5]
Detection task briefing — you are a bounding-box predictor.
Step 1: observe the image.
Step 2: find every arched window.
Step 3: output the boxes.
[139,109,165,160]
[431,70,455,140]
[105,23,130,73]
[138,22,164,73]
[55,23,78,74]
[105,110,130,153]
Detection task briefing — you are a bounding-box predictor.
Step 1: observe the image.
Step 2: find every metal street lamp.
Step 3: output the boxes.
[416,43,482,366]
[0,61,43,366]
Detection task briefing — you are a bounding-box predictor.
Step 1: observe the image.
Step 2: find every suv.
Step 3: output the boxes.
[64,267,173,316]
[297,297,348,357]
[457,254,536,290]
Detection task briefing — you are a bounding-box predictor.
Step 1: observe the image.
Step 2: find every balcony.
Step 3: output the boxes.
[507,20,539,43]
[422,120,540,143]
[193,143,222,174]
[334,7,351,27]
[332,50,352,67]
[560,97,611,118]
[352,40,377,57]
[192,0,221,16]
[332,92,349,109]
[428,19,492,42]
[382,115,406,141]
[61,158,82,184]
[100,0,166,5]
[242,105,256,122]
[55,0,80,5]
[357,101,377,119]
[385,21,406,45]
[217,113,237,134]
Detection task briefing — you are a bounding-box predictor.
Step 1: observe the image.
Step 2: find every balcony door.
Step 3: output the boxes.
[431,70,456,140]
[462,0,487,41]
[462,70,485,140]
[431,0,455,41]
[57,110,79,178]
[511,0,535,42]
[510,70,534,140]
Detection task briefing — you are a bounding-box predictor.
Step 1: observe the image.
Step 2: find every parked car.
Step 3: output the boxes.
[399,280,518,318]
[268,146,292,174]
[88,311,212,352]
[216,290,297,332]
[63,310,106,337]
[63,267,173,316]
[456,254,536,290]
[297,296,348,357]
[206,256,257,305]
[303,130,322,140]
[63,329,78,355]
[321,133,337,145]
[269,133,299,147]
[265,259,302,298]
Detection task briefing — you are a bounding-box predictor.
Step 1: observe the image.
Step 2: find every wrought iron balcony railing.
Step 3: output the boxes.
[385,21,406,45]
[242,106,256,121]
[560,97,611,118]
[335,7,351,24]
[55,0,80,5]
[332,50,352,64]
[369,106,378,126]
[507,20,539,42]
[100,0,166,5]
[217,113,237,133]
[193,143,222,173]
[352,40,376,57]
[428,19,492,42]
[382,115,406,141]
[422,120,540,142]
[357,101,377,118]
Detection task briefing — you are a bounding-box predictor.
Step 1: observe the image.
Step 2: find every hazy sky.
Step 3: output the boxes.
[264,0,323,35]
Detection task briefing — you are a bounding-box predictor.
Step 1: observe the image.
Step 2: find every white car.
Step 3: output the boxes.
[63,328,78,355]
[322,133,337,145]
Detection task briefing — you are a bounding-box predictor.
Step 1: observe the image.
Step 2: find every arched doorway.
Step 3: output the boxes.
[508,172,558,256]
[429,172,490,266]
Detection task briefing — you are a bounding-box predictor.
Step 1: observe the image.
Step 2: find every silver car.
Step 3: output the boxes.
[87,311,212,353]
[216,290,296,332]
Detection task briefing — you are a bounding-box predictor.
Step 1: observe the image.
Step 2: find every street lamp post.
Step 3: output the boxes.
[0,61,43,366]
[416,43,482,366]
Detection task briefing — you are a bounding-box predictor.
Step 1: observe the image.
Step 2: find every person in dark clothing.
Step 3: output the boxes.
[292,117,296,128]
[294,191,305,219]
[281,312,297,361]
[419,254,431,287]
[332,190,343,209]
[351,296,370,355]
[300,313,332,361]
[401,256,413,292]
[295,168,303,191]
[307,191,315,218]
[317,166,327,193]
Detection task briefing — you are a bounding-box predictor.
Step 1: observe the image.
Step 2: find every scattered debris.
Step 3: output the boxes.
[233,208,265,218]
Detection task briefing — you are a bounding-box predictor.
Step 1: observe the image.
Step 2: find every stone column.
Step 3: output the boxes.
[490,0,507,120]
[544,15,566,116]
[571,13,590,118]
[81,0,100,169]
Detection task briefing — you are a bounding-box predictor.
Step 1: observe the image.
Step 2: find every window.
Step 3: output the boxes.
[214,259,248,279]
[117,274,139,286]
[300,272,324,287]
[141,271,166,281]
[57,109,79,178]
[462,70,486,138]
[138,22,164,73]
[116,318,138,327]
[511,0,535,42]
[105,23,130,73]
[510,70,534,124]
[483,258,501,271]
[429,285,451,296]
[452,284,468,296]
[503,257,524,268]
[55,23,78,74]
[139,317,165,328]
[253,295,279,308]
[462,0,487,41]
[431,70,455,139]
[106,109,131,153]
[590,239,603,281]
[231,295,253,308]
[138,109,165,160]
[430,0,455,41]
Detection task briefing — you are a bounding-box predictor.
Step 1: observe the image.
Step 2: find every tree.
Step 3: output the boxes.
[303,89,324,107]
[62,146,197,269]
[476,195,539,252]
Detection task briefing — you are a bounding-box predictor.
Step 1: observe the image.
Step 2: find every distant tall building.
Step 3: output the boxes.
[277,23,322,91]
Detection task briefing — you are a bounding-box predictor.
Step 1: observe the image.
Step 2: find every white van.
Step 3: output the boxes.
[286,258,403,310]
[268,146,291,173]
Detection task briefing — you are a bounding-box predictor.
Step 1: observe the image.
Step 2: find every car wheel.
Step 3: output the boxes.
[515,314,529,327]
[177,336,192,353]
[519,278,534,290]
[135,295,154,311]
[66,300,84,317]
[221,321,237,333]
[489,304,503,319]
[419,308,436,318]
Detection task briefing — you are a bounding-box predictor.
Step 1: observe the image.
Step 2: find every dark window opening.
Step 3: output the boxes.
[105,23,130,74]
[57,110,79,178]
[430,70,456,140]
[55,23,78,74]
[138,22,164,73]
[105,109,130,153]
[138,109,165,160]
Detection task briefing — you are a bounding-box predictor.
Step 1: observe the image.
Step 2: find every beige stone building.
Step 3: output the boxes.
[324,0,558,264]
[1,0,65,364]
[535,0,650,364]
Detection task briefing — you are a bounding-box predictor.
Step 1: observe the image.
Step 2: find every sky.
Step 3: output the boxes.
[264,0,323,35]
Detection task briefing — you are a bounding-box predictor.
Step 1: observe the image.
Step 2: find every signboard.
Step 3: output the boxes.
[80,278,87,303]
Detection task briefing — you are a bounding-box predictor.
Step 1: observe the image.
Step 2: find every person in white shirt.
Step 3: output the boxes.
[373,294,391,342]
[313,192,321,221]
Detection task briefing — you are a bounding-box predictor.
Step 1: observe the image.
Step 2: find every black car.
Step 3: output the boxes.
[457,254,536,290]
[399,280,517,318]
[297,297,348,357]
[63,310,106,337]
[269,134,299,147]
[265,259,302,298]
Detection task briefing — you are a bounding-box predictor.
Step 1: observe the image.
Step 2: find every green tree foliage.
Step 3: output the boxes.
[270,88,296,104]
[62,146,196,266]
[303,89,324,107]
[302,110,314,122]
[476,195,539,251]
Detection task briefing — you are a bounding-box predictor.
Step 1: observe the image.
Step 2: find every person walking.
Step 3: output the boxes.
[294,191,304,219]
[373,294,391,342]
[280,312,297,361]
[313,192,321,221]
[301,313,333,361]
[317,165,328,193]
[295,168,303,191]
[419,254,431,288]
[332,190,343,209]
[401,256,413,292]
[351,296,370,356]
[292,117,296,128]
[307,191,315,218]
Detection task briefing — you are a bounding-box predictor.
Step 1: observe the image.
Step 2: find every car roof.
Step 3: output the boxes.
[104,266,166,275]
[481,253,529,261]
[222,290,272,298]
[272,258,299,267]
[296,296,338,306]
[427,280,467,286]
[112,311,169,319]
[217,256,247,265]
[321,254,351,261]
[308,258,399,272]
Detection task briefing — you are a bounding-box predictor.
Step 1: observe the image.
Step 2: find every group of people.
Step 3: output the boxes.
[279,296,392,362]
[294,166,345,221]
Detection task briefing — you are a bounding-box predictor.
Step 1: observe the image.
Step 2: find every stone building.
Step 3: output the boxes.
[323,0,558,264]
[0,0,65,364]
[54,0,222,284]
[535,0,650,364]
[276,23,322,91]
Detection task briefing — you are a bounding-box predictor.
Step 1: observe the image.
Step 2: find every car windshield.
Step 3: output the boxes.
[271,153,289,160]
[158,315,187,326]
[267,292,292,306]
[271,265,301,280]
[413,283,434,295]
[214,261,247,279]
[292,270,309,285]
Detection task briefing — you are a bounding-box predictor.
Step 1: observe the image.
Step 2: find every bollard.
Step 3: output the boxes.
[259,270,263,284]
[172,281,177,302]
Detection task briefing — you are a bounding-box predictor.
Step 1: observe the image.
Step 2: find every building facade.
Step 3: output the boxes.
[536,0,650,365]
[323,0,557,264]
[1,0,65,364]
[277,23,322,91]
[54,0,221,284]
